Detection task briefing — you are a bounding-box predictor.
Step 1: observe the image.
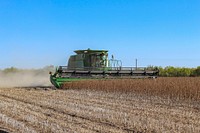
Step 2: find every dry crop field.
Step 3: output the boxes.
[0,77,200,133]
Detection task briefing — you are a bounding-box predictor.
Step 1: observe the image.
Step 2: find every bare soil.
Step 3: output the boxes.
[0,87,199,133]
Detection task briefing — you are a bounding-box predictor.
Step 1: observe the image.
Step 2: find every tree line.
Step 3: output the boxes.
[1,65,200,77]
[149,66,200,77]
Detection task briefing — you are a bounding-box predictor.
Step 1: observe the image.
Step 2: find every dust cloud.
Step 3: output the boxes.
[0,69,52,87]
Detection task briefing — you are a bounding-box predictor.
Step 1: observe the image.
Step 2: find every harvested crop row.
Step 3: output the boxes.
[0,88,134,132]
[0,87,200,132]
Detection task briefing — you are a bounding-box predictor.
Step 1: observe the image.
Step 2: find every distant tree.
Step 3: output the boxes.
[3,67,19,73]
[158,66,194,77]
[193,66,200,76]
[165,66,176,77]
[177,68,192,77]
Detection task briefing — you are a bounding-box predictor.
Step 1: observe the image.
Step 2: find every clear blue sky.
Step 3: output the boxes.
[0,0,199,69]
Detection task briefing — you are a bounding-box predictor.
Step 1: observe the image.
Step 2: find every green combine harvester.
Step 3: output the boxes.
[50,49,159,88]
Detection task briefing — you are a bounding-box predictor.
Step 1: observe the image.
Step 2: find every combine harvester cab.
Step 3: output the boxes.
[50,49,159,88]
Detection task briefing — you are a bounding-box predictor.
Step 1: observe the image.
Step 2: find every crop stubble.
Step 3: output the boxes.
[0,77,200,132]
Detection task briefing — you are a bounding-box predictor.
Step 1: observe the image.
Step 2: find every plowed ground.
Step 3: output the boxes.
[0,87,199,133]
